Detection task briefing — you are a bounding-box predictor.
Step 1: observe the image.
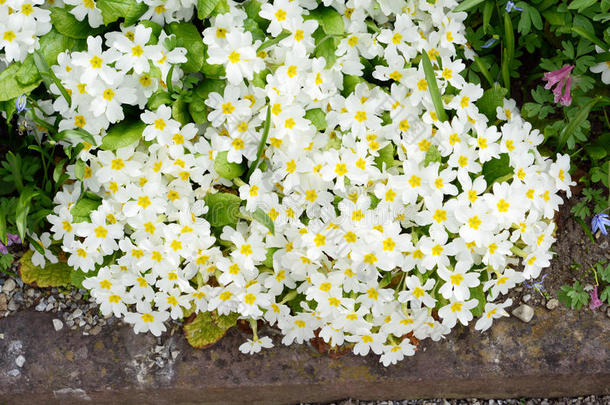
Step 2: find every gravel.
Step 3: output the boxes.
[0,251,114,336]
[305,396,610,405]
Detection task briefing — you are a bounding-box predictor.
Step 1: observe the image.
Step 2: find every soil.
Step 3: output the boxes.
[505,185,610,312]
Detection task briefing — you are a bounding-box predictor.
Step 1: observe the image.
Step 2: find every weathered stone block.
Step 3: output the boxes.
[0,306,608,404]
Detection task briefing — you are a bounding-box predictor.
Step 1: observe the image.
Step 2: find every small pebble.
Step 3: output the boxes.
[15,355,25,368]
[546,298,559,311]
[7,369,20,377]
[606,307,610,319]
[522,294,532,303]
[512,304,534,323]
[53,319,64,331]
[0,293,8,311]
[35,301,46,311]
[90,325,102,335]
[2,279,16,293]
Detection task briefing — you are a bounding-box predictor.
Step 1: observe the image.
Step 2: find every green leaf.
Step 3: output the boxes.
[70,195,102,223]
[374,143,396,171]
[421,52,447,122]
[306,6,344,36]
[454,0,487,12]
[33,50,72,107]
[245,105,271,181]
[147,91,173,110]
[16,28,81,88]
[482,153,513,186]
[167,22,205,73]
[473,56,494,87]
[214,151,245,180]
[19,250,72,288]
[312,27,339,69]
[469,284,486,317]
[568,0,597,12]
[184,311,237,348]
[172,98,191,125]
[504,12,514,63]
[342,75,365,96]
[197,0,221,19]
[55,128,96,146]
[558,96,601,147]
[304,108,327,131]
[600,286,610,304]
[263,247,279,268]
[203,192,242,228]
[101,120,145,150]
[476,83,508,120]
[0,63,41,102]
[70,268,90,289]
[423,145,441,167]
[0,207,6,245]
[97,0,148,25]
[252,208,275,235]
[542,10,566,26]
[257,30,291,52]
[50,7,104,39]
[16,187,39,242]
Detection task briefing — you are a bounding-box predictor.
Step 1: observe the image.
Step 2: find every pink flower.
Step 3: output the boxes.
[542,65,574,106]
[589,286,602,310]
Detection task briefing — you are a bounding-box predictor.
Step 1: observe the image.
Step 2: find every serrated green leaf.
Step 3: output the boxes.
[211,311,239,329]
[203,192,242,228]
[304,108,327,131]
[50,7,104,39]
[147,90,173,110]
[184,311,236,348]
[167,22,205,73]
[101,120,145,150]
[423,145,441,167]
[476,83,508,120]
[374,143,396,171]
[172,98,191,125]
[263,247,279,268]
[97,0,148,25]
[70,195,102,223]
[0,63,41,102]
[214,151,245,180]
[19,250,72,288]
[307,6,344,36]
[198,0,221,19]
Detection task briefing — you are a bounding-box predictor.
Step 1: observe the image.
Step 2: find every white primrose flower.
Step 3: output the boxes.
[35,0,570,366]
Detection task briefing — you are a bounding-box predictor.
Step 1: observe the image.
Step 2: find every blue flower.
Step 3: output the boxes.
[481,36,499,49]
[505,1,524,13]
[591,213,610,236]
[15,95,28,114]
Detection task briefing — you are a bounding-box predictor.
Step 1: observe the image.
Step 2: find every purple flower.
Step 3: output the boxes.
[591,213,610,236]
[505,1,523,12]
[542,65,574,106]
[0,233,20,255]
[589,286,602,310]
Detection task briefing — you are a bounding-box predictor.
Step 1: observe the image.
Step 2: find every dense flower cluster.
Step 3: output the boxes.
[30,0,574,366]
[0,0,52,63]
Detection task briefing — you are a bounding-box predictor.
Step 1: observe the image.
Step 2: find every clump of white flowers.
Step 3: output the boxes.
[34,0,574,367]
[0,0,52,63]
